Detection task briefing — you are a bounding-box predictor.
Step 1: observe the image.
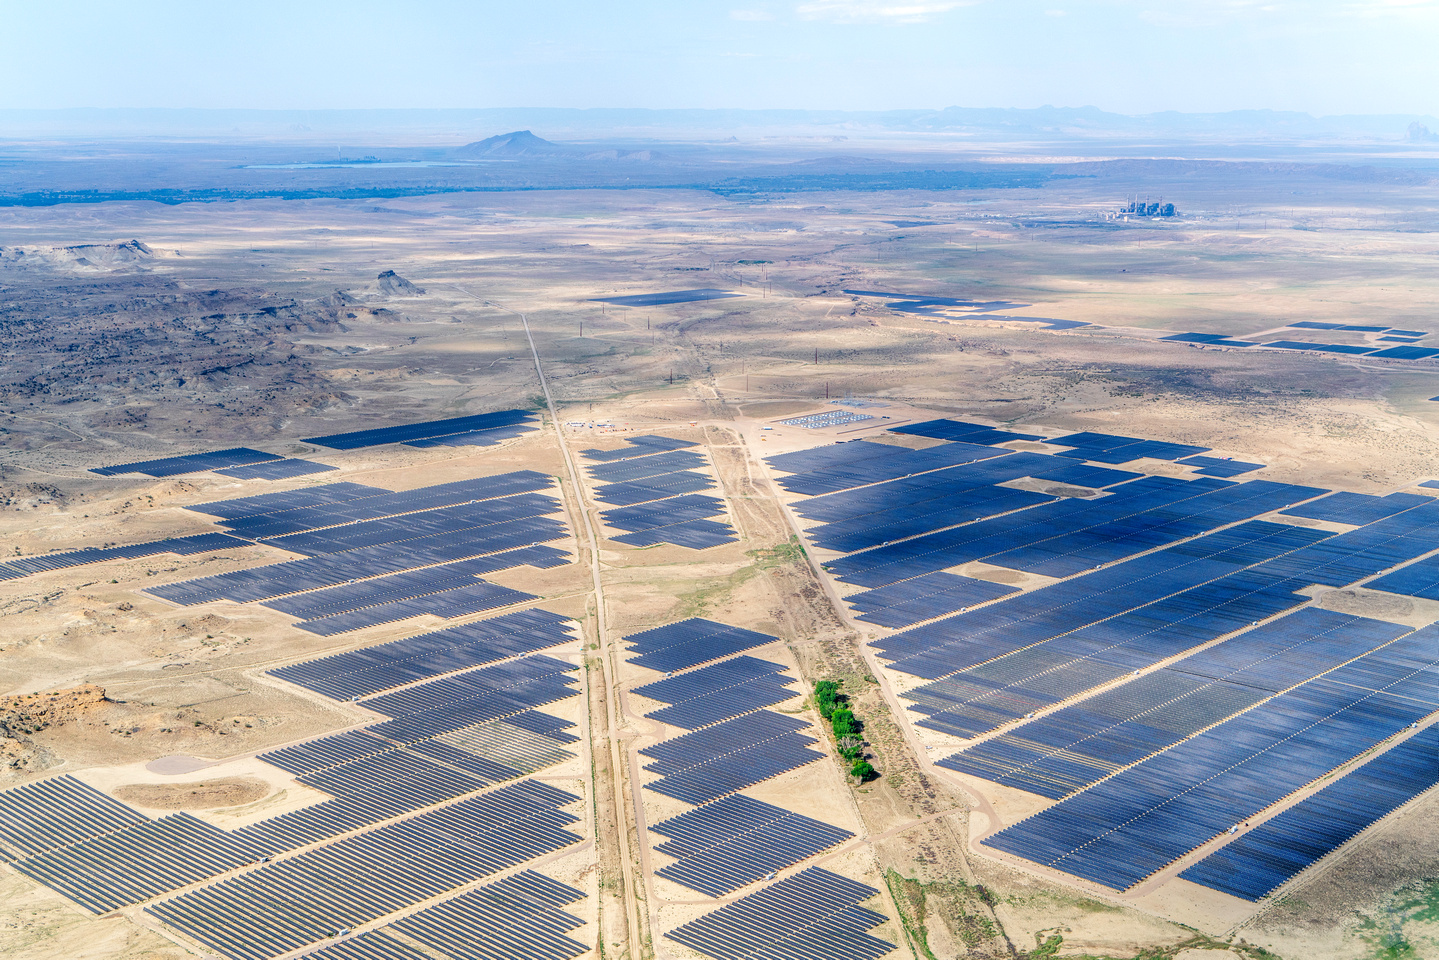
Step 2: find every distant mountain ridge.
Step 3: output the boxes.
[2,107,1436,143]
[453,130,575,158]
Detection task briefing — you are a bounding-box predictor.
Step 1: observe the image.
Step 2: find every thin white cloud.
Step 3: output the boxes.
[796,1,977,24]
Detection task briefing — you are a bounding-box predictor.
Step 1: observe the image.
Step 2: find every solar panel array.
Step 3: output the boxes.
[140,472,568,634]
[591,288,741,306]
[215,458,338,480]
[665,866,895,960]
[652,795,854,896]
[891,417,1043,446]
[11,813,260,913]
[622,619,843,901]
[769,422,1439,901]
[938,608,1409,798]
[270,608,576,699]
[624,617,778,672]
[981,624,1439,890]
[1178,726,1439,900]
[583,436,737,549]
[303,409,539,450]
[0,776,149,862]
[634,655,800,730]
[1259,339,1439,359]
[0,532,251,578]
[389,870,589,960]
[146,780,583,960]
[1161,332,1258,348]
[1042,431,1211,464]
[1176,454,1265,478]
[91,447,281,477]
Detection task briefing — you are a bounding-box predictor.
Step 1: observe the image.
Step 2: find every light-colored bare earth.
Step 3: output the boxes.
[3,167,1439,960]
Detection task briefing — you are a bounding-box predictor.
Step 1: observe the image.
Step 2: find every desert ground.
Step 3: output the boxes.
[1,149,1437,960]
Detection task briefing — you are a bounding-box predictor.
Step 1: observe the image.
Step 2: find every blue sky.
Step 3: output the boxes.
[1,1,1435,115]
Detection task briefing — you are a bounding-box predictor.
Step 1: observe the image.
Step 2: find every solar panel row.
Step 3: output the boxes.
[1280,490,1433,526]
[188,482,393,520]
[91,447,280,477]
[845,571,1017,629]
[1178,726,1439,901]
[875,520,1328,680]
[303,409,538,450]
[1176,454,1265,478]
[0,776,149,862]
[390,869,589,960]
[1043,431,1211,464]
[151,538,566,607]
[246,709,577,855]
[261,494,561,556]
[12,813,259,913]
[827,475,1324,589]
[3,532,251,575]
[664,866,894,960]
[890,417,1043,445]
[146,780,582,960]
[767,438,1009,497]
[581,434,697,462]
[269,608,576,700]
[646,733,825,805]
[584,437,737,548]
[624,617,778,673]
[902,555,1407,741]
[982,625,1439,890]
[938,608,1409,798]
[639,710,812,776]
[401,420,538,449]
[653,794,854,896]
[215,458,338,480]
[214,472,553,540]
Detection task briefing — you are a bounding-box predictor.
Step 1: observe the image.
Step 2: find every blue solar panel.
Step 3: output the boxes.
[981,624,1439,890]
[1176,455,1264,478]
[1262,340,1376,355]
[889,418,1043,444]
[215,458,338,480]
[91,448,280,477]
[846,571,1017,628]
[1179,727,1439,900]
[1280,491,1433,526]
[591,289,741,306]
[937,608,1409,796]
[304,409,537,450]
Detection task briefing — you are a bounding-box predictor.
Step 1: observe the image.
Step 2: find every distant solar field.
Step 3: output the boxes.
[590,288,742,306]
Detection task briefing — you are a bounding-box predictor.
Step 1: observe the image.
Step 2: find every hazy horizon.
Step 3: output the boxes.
[3,1,1437,117]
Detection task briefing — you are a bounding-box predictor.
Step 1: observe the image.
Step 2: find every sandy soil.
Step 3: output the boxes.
[3,161,1439,960]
